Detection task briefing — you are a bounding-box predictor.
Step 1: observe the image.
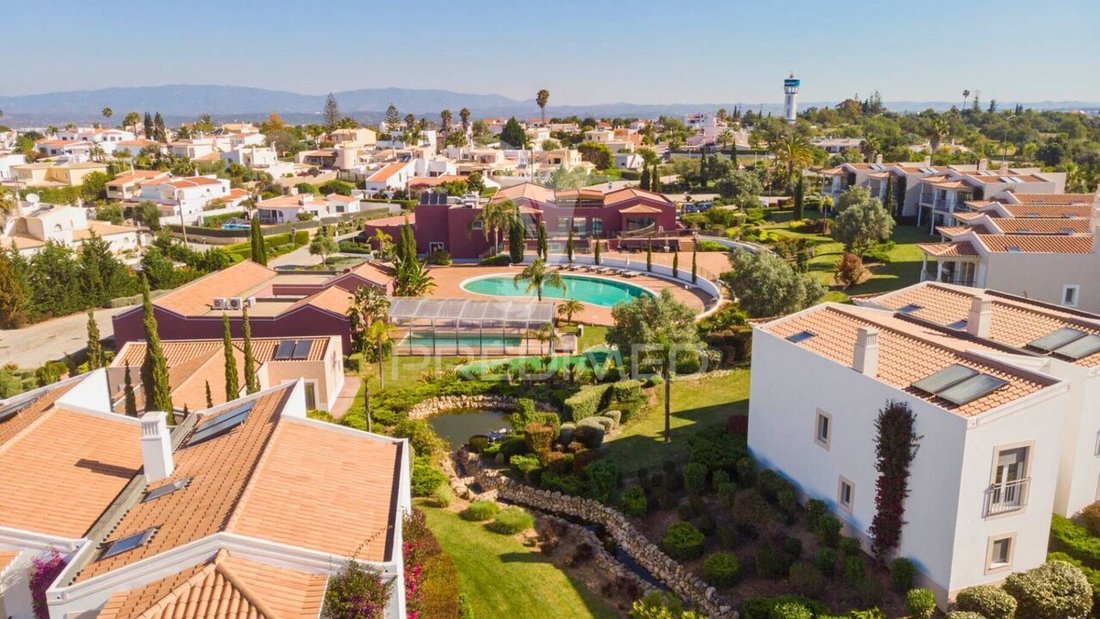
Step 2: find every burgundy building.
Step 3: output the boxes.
[113,261,392,352]
[408,183,680,259]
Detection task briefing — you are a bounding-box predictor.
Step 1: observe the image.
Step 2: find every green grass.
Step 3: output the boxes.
[351,356,467,413]
[763,217,934,303]
[420,502,618,619]
[603,368,750,473]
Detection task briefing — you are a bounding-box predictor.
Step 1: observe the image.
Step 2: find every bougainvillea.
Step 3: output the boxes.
[869,400,922,558]
[322,559,391,619]
[30,549,67,619]
[402,508,444,618]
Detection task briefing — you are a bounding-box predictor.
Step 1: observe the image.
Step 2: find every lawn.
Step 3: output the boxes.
[419,502,618,619]
[603,367,750,474]
[763,215,933,303]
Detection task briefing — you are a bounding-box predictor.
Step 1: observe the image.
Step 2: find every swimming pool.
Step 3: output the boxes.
[461,273,652,307]
[398,333,522,348]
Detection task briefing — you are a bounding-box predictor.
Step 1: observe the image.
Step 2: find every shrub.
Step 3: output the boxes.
[541,471,587,496]
[461,500,500,522]
[498,435,529,460]
[789,561,824,597]
[468,435,490,454]
[587,459,621,503]
[694,512,716,536]
[427,249,452,265]
[430,484,452,508]
[572,424,605,449]
[834,252,868,289]
[815,515,842,548]
[619,486,648,517]
[558,422,575,445]
[689,427,749,474]
[906,588,936,619]
[947,613,987,619]
[784,537,803,559]
[736,457,756,487]
[733,489,774,536]
[661,522,705,561]
[806,499,827,528]
[703,552,741,587]
[609,379,646,419]
[740,596,826,619]
[488,506,534,534]
[510,453,542,481]
[1003,560,1092,619]
[857,576,885,608]
[523,422,556,453]
[718,482,737,507]
[955,584,1018,619]
[478,254,511,266]
[712,469,731,490]
[756,470,786,502]
[839,537,862,558]
[411,457,447,497]
[563,383,612,421]
[813,547,838,577]
[844,555,866,586]
[755,544,793,580]
[394,418,444,459]
[592,416,616,432]
[323,559,390,618]
[888,557,916,593]
[1082,501,1100,537]
[683,462,708,496]
[1050,513,1100,569]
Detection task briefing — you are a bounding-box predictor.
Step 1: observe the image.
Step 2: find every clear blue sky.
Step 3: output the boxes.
[5,0,1099,104]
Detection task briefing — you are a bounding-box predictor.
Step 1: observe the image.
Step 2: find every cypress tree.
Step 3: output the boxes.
[651,164,662,192]
[139,279,173,420]
[123,361,137,416]
[646,238,653,272]
[85,309,103,370]
[672,251,679,278]
[249,216,267,265]
[143,112,154,139]
[730,140,738,169]
[593,238,601,265]
[883,175,896,217]
[793,174,805,221]
[222,313,239,400]
[537,221,548,260]
[566,225,575,264]
[205,380,214,408]
[698,152,707,188]
[691,244,698,283]
[508,217,525,264]
[0,250,27,329]
[640,166,651,191]
[242,305,259,393]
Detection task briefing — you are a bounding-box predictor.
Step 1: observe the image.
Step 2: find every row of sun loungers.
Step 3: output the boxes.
[551,264,640,278]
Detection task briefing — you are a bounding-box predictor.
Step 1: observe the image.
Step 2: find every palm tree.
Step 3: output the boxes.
[101,107,113,126]
[962,90,971,110]
[773,129,815,183]
[440,109,453,136]
[513,258,564,302]
[557,299,584,325]
[469,199,518,255]
[123,111,141,134]
[347,286,391,424]
[536,89,550,123]
[925,116,949,154]
[459,108,471,136]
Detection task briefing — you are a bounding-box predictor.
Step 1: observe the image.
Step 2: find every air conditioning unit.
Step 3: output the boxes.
[228,297,243,310]
[212,297,228,310]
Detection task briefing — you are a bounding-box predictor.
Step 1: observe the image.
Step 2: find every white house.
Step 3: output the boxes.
[0,374,411,619]
[363,160,416,195]
[219,144,296,176]
[749,296,1080,607]
[256,191,363,224]
[0,152,27,182]
[138,175,247,224]
[0,197,143,258]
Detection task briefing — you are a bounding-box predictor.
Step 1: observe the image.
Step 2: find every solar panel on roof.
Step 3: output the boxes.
[186,401,254,447]
[291,339,311,360]
[937,374,1009,406]
[1028,327,1087,352]
[785,331,815,343]
[1052,334,1100,361]
[274,340,295,361]
[912,364,978,394]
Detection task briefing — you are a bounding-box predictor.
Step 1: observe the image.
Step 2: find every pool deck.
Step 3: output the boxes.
[427,258,717,326]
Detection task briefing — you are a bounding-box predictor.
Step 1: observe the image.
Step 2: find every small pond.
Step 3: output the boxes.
[428,409,510,451]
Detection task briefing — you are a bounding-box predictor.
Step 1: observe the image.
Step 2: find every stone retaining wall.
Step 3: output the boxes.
[538,512,661,602]
[406,395,558,420]
[458,450,737,618]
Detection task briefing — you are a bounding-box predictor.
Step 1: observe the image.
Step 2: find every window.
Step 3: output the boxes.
[304,382,318,410]
[143,478,191,503]
[838,477,854,511]
[591,218,603,235]
[471,220,483,231]
[1063,285,1081,308]
[815,410,831,449]
[100,527,157,560]
[429,241,445,253]
[986,445,1030,516]
[986,534,1015,572]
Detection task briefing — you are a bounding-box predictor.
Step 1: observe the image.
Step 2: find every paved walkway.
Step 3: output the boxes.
[329,375,361,419]
[0,304,135,368]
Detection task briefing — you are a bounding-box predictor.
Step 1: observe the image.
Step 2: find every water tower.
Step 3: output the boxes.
[783,73,801,124]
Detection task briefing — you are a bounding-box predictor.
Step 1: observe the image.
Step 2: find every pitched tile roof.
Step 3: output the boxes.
[918,241,978,257]
[989,218,1090,235]
[0,550,20,573]
[604,187,672,206]
[1010,192,1097,206]
[976,234,1094,254]
[1000,204,1093,219]
[154,261,279,315]
[761,304,1055,416]
[366,161,409,182]
[868,282,1100,368]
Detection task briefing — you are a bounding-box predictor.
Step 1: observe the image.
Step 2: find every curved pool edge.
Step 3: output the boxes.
[458,272,658,307]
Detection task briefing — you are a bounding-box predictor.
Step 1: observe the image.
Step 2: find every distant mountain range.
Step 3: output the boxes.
[0,85,1096,126]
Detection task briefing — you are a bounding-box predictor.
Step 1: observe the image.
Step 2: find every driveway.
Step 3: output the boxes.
[0,304,135,369]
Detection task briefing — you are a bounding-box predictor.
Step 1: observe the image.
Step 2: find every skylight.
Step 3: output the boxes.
[186,401,255,447]
[142,478,191,503]
[947,319,969,330]
[100,527,157,560]
[785,331,815,344]
[1006,246,1022,253]
[1028,327,1088,352]
[912,364,977,394]
[897,304,923,315]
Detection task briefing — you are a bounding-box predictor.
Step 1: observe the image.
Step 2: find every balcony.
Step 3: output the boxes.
[984,478,1030,517]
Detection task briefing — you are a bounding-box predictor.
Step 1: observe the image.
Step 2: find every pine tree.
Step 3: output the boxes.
[123,361,137,416]
[205,380,213,408]
[691,244,698,284]
[139,279,173,420]
[793,174,805,221]
[143,112,154,139]
[85,309,103,370]
[222,313,239,400]
[566,225,575,264]
[672,251,679,278]
[153,112,167,142]
[640,166,651,191]
[242,306,259,393]
[646,238,653,272]
[249,216,267,265]
[323,93,341,130]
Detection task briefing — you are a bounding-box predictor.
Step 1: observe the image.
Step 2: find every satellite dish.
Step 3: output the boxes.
[26,193,40,204]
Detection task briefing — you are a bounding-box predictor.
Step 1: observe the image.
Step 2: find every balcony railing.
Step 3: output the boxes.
[984,478,1030,517]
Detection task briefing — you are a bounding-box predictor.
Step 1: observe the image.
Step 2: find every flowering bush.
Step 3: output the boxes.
[869,400,921,558]
[30,549,67,619]
[322,560,390,619]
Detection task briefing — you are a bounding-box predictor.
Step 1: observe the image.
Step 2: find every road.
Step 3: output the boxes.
[0,304,135,368]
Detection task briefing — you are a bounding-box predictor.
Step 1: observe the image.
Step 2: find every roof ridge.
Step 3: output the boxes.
[132,561,219,619]
[215,553,282,619]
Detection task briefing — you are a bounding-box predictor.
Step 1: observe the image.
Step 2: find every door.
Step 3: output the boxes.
[993,448,1027,507]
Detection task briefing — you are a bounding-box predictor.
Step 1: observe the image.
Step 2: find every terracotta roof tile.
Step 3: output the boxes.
[989,218,1090,235]
[1001,204,1092,219]
[1011,192,1097,206]
[366,162,409,182]
[0,550,19,573]
[918,241,978,257]
[154,261,278,315]
[976,234,1093,254]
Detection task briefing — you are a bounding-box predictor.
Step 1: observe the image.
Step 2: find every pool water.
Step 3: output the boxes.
[428,410,510,451]
[399,333,522,348]
[461,274,651,307]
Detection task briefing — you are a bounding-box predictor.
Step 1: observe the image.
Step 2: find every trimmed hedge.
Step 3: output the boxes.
[906,588,935,619]
[740,595,827,619]
[487,506,534,534]
[889,557,916,593]
[1050,513,1100,569]
[955,584,1017,619]
[660,522,705,561]
[703,552,741,587]
[563,383,612,422]
[1003,560,1092,619]
[460,500,500,522]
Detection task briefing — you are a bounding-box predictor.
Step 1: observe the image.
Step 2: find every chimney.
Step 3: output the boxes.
[140,412,174,482]
[977,158,988,171]
[874,154,883,165]
[967,295,994,339]
[853,327,880,377]
[998,161,1009,175]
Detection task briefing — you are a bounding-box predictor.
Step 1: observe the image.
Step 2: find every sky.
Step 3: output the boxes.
[4,0,1100,105]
